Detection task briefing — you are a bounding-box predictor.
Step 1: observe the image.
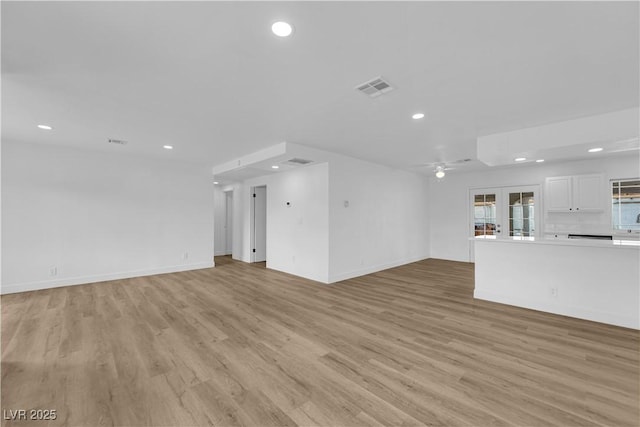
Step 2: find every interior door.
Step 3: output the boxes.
[252,186,267,262]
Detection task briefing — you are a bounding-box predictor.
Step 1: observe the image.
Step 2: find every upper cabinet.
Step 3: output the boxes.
[545,176,572,211]
[545,174,604,212]
[573,174,604,212]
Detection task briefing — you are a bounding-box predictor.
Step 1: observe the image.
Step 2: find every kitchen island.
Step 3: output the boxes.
[474,237,640,329]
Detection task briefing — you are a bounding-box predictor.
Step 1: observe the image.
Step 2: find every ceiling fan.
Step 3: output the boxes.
[413,158,473,179]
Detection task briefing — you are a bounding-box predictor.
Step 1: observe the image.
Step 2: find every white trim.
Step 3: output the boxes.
[474,289,639,330]
[328,254,430,284]
[0,261,215,295]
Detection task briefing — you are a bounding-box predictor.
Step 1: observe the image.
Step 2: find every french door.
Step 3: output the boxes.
[469,185,540,261]
[471,190,502,240]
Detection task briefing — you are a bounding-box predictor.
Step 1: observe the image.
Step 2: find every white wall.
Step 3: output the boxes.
[225,151,431,284]
[1,141,215,294]
[242,163,330,283]
[328,157,430,282]
[429,155,640,262]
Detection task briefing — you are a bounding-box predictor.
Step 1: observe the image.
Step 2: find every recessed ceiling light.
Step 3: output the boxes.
[412,113,425,120]
[272,21,293,37]
[213,181,219,185]
[37,124,53,130]
[588,147,603,153]
[271,165,280,169]
[163,145,173,150]
[515,157,526,162]
[536,159,545,163]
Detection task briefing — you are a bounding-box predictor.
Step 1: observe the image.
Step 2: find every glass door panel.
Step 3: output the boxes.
[470,188,503,262]
[506,187,538,239]
[474,193,498,238]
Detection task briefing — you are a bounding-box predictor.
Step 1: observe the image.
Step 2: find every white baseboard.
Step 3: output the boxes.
[1,261,215,295]
[474,289,639,330]
[266,264,329,284]
[328,254,430,284]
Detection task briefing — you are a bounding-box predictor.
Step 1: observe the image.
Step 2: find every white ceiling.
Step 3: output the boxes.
[2,1,638,173]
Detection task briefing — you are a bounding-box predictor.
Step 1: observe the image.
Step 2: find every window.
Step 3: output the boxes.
[612,179,640,231]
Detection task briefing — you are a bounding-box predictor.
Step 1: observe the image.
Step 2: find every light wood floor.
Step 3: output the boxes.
[2,257,638,426]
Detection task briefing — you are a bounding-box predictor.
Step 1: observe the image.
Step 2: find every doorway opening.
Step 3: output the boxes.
[251,186,267,263]
[224,190,233,256]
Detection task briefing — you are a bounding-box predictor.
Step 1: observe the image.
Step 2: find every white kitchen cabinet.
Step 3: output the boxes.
[545,176,572,211]
[545,174,604,212]
[573,174,604,211]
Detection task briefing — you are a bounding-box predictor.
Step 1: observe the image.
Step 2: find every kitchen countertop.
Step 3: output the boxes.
[471,236,640,248]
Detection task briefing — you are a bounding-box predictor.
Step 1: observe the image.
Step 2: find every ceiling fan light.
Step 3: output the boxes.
[435,166,445,179]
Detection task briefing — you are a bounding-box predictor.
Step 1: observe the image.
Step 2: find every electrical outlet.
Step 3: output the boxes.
[182,252,189,260]
[550,286,558,298]
[49,267,57,277]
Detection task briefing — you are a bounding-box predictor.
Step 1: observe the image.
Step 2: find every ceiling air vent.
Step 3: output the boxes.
[108,138,128,145]
[355,76,394,98]
[283,158,313,166]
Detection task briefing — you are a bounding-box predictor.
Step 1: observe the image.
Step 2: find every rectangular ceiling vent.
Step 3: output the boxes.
[355,76,394,98]
[108,138,128,145]
[283,158,313,166]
